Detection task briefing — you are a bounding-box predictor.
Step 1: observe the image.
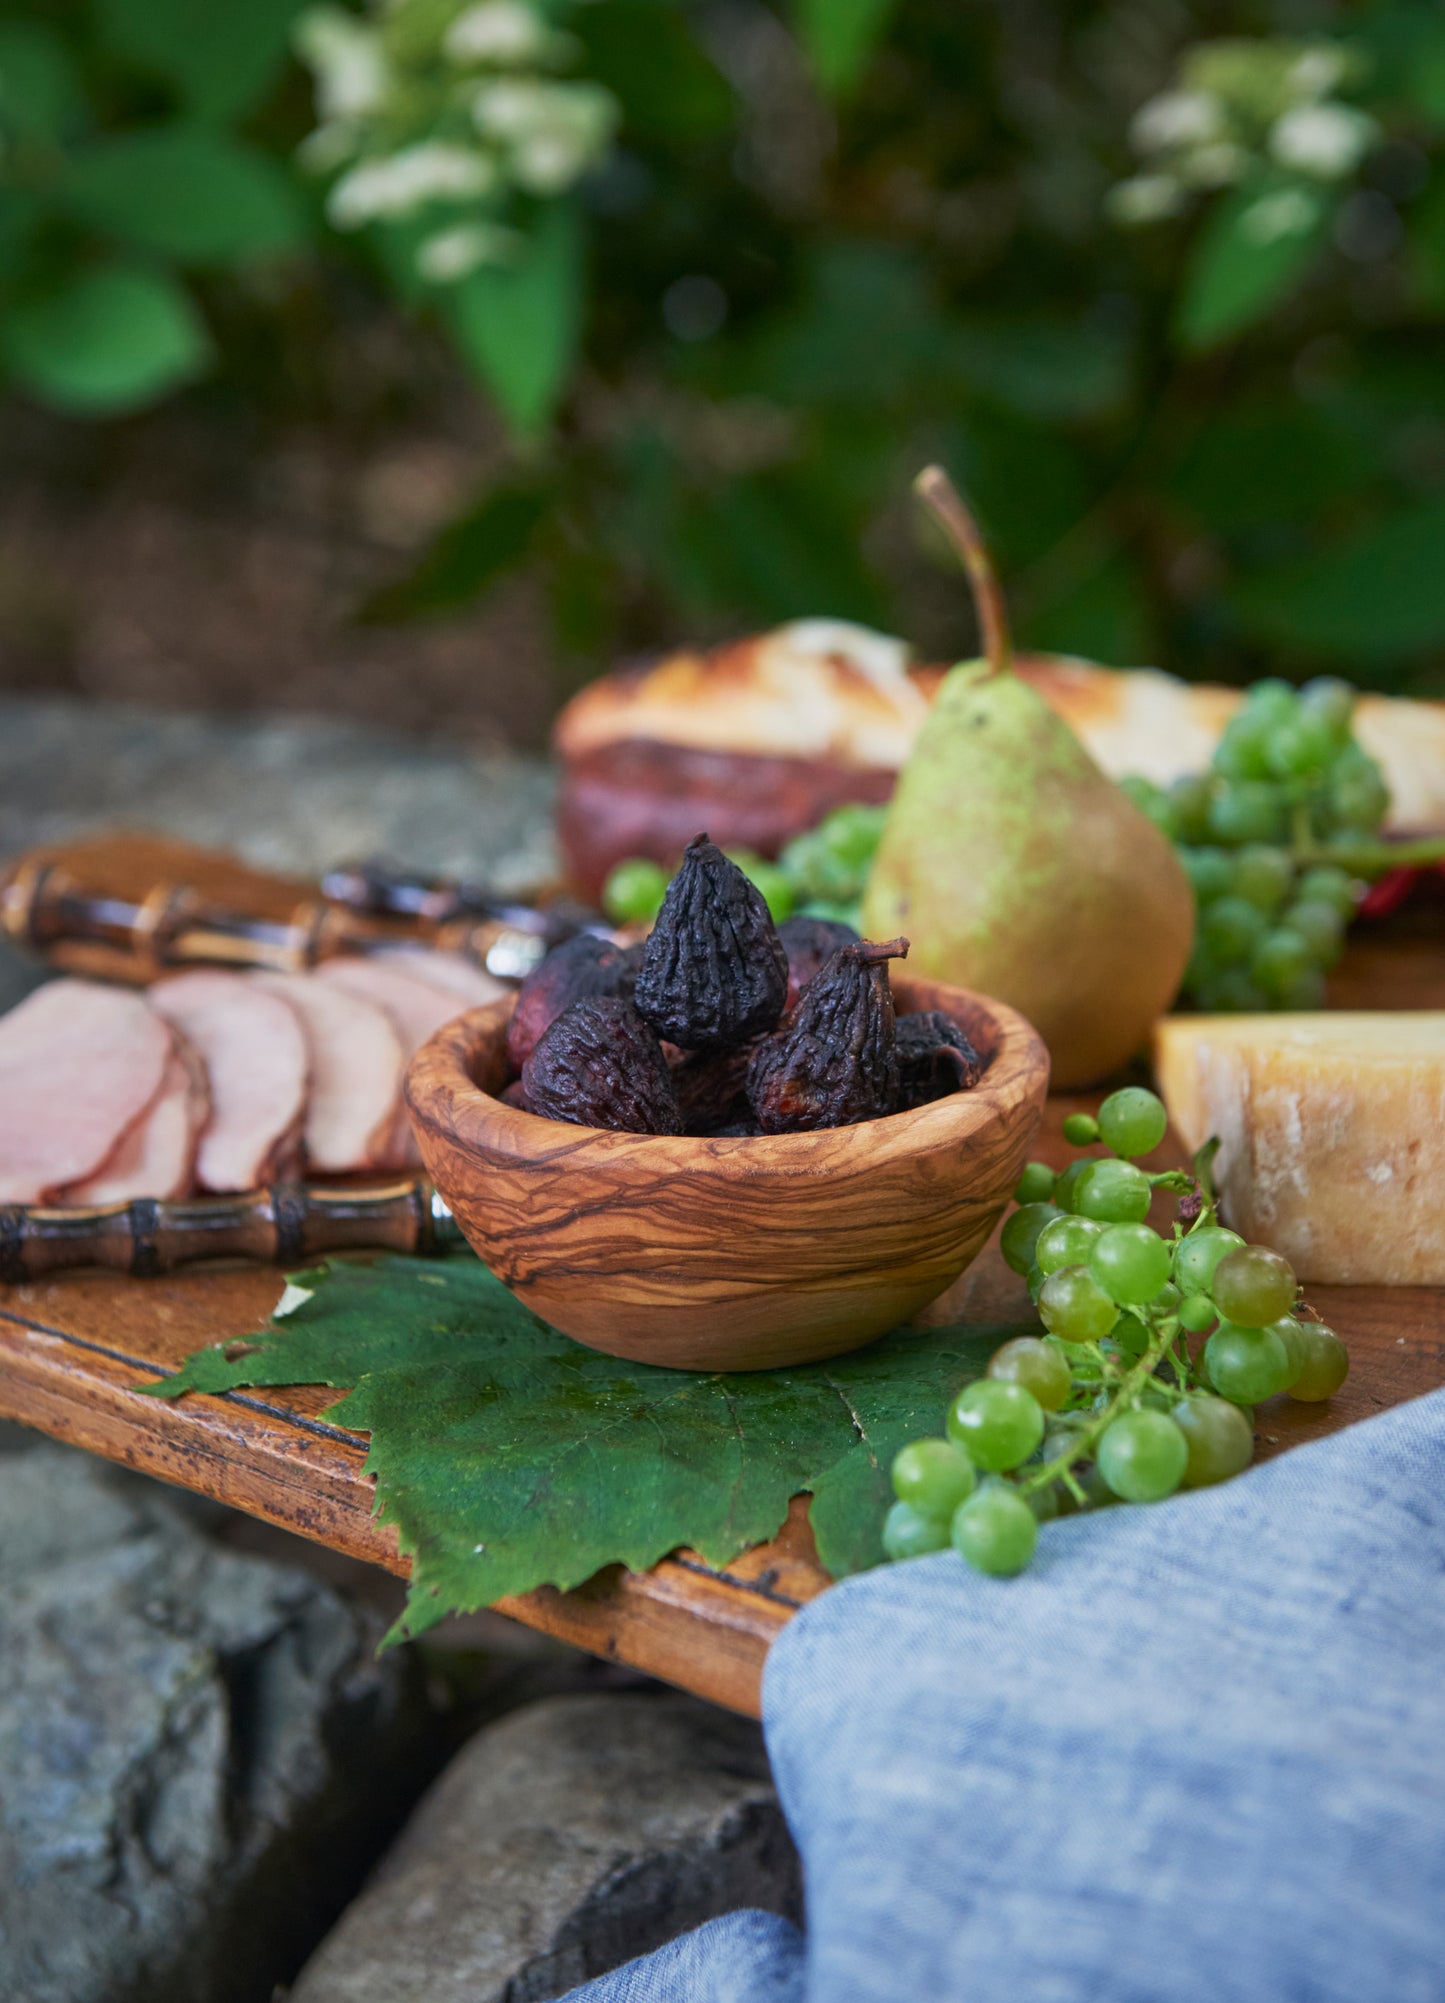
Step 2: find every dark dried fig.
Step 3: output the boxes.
[895,1010,985,1110]
[499,1079,533,1112]
[522,997,682,1134]
[671,1043,756,1135]
[634,835,788,1051]
[747,938,907,1133]
[777,914,861,1009]
[506,933,638,1072]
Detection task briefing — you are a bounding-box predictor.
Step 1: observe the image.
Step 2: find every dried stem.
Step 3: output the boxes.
[913,465,1014,679]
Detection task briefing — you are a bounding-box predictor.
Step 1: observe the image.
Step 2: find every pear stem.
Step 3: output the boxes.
[913,465,1014,679]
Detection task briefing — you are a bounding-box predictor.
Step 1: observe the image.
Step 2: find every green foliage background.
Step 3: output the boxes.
[2,0,1444,696]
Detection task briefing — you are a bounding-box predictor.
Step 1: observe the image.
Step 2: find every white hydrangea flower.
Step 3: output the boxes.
[418,219,523,280]
[1240,186,1320,244]
[444,1,564,67]
[1130,89,1222,155]
[1106,174,1187,226]
[295,6,388,121]
[1176,140,1250,188]
[1287,47,1349,102]
[328,141,497,227]
[1269,102,1377,180]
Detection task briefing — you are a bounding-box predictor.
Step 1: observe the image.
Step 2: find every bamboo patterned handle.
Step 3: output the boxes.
[0,1178,463,1284]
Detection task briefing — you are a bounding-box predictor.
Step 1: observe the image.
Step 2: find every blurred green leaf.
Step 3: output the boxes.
[1178,178,1333,351]
[575,1,732,140]
[444,200,583,434]
[1,262,212,413]
[94,0,302,123]
[60,127,305,266]
[359,480,554,623]
[1406,171,1445,312]
[793,0,895,96]
[1228,502,1445,660]
[0,19,88,142]
[940,411,1091,566]
[946,315,1134,423]
[1022,547,1154,665]
[0,188,44,277]
[1170,398,1376,532]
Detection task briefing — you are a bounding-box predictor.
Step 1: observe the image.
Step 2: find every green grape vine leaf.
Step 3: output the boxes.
[143,1255,1014,1642]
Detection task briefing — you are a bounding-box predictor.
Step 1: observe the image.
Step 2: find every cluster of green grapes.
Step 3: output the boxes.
[1122,677,1388,1013]
[882,1086,1349,1579]
[600,803,884,930]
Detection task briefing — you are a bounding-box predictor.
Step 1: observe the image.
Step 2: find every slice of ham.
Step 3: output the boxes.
[251,971,405,1174]
[367,947,508,1009]
[60,1034,209,1204]
[149,971,309,1193]
[315,958,479,1167]
[0,979,175,1203]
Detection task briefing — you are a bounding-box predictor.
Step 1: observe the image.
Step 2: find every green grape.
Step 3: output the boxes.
[1000,1202,1063,1276]
[1167,775,1215,843]
[1179,845,1234,904]
[1195,968,1268,1013]
[1175,1395,1254,1487]
[1213,718,1273,782]
[1230,845,1294,914]
[1172,1225,1245,1294]
[1284,898,1345,964]
[1327,758,1389,835]
[1265,708,1335,779]
[1119,775,1174,830]
[1177,1291,1217,1333]
[778,829,857,904]
[1097,1410,1189,1502]
[1264,1315,1307,1390]
[1013,1161,1056,1206]
[1204,1322,1293,1404]
[1242,678,1298,723]
[818,803,887,870]
[1038,1265,1120,1344]
[1210,1244,1296,1327]
[1111,1311,1149,1357]
[602,857,669,926]
[986,1336,1072,1412]
[1278,967,1328,1010]
[1025,1262,1045,1300]
[951,1482,1038,1576]
[1062,1112,1100,1146]
[1287,1323,1349,1401]
[1088,1223,1172,1304]
[1202,896,1267,963]
[1207,782,1287,847]
[1251,927,1313,1000]
[728,855,795,923]
[1050,1160,1094,1213]
[1096,1086,1168,1158]
[1074,1159,1152,1224]
[891,1437,977,1516]
[947,1380,1045,1471]
[1036,1214,1104,1275]
[797,898,862,928]
[1151,1280,1182,1316]
[1297,865,1358,920]
[883,1499,952,1561]
[1300,676,1356,739]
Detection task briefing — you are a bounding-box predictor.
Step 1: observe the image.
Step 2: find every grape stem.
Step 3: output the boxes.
[1019,1317,1184,1500]
[1299,835,1445,874]
[912,465,1014,680]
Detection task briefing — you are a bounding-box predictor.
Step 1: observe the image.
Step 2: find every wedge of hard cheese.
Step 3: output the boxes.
[1154,1013,1445,1285]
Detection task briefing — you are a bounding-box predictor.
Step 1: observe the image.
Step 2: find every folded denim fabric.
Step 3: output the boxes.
[563,1387,1445,2003]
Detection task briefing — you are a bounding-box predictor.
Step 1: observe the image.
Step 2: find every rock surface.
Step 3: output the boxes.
[0,1446,437,2003]
[289,1691,801,2003]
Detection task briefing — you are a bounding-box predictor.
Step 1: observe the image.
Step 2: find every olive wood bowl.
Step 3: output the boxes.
[405,975,1048,1372]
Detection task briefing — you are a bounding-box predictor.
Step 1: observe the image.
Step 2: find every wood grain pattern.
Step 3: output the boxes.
[405,975,1050,1371]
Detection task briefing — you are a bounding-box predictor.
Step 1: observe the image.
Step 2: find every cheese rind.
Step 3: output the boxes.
[1153,1013,1445,1286]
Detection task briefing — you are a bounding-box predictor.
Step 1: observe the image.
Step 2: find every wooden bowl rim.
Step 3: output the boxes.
[405,977,1049,1182]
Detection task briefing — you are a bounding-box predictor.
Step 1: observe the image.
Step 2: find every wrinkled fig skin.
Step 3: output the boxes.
[506,935,641,1073]
[777,914,861,1010]
[634,835,789,1052]
[747,938,907,1134]
[522,998,683,1135]
[895,1010,985,1110]
[671,1043,757,1136]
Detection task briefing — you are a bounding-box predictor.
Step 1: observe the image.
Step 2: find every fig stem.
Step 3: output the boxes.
[913,465,1014,680]
[854,936,909,963]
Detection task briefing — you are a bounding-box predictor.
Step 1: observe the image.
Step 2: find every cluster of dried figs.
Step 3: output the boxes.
[498,835,985,1136]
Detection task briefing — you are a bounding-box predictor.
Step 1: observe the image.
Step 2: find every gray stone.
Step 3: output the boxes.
[0,1446,437,2003]
[290,1692,801,2003]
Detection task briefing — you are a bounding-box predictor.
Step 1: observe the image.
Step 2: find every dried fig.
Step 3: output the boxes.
[634,835,788,1051]
[522,997,682,1135]
[506,933,639,1073]
[895,1010,985,1109]
[671,1043,756,1135]
[777,914,861,1009]
[747,937,907,1133]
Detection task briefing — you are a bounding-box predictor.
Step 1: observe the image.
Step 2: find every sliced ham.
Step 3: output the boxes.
[251,971,405,1174]
[60,1035,209,1204]
[149,971,308,1193]
[367,947,508,1009]
[315,958,477,1168]
[0,980,174,1203]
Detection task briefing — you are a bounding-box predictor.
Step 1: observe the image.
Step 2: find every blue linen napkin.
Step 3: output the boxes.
[563,1386,1445,2003]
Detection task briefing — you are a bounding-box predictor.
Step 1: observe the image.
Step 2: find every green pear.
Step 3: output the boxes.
[863,470,1193,1088]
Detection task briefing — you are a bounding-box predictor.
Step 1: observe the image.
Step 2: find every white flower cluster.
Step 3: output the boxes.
[295,0,618,282]
[1109,35,1378,230]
